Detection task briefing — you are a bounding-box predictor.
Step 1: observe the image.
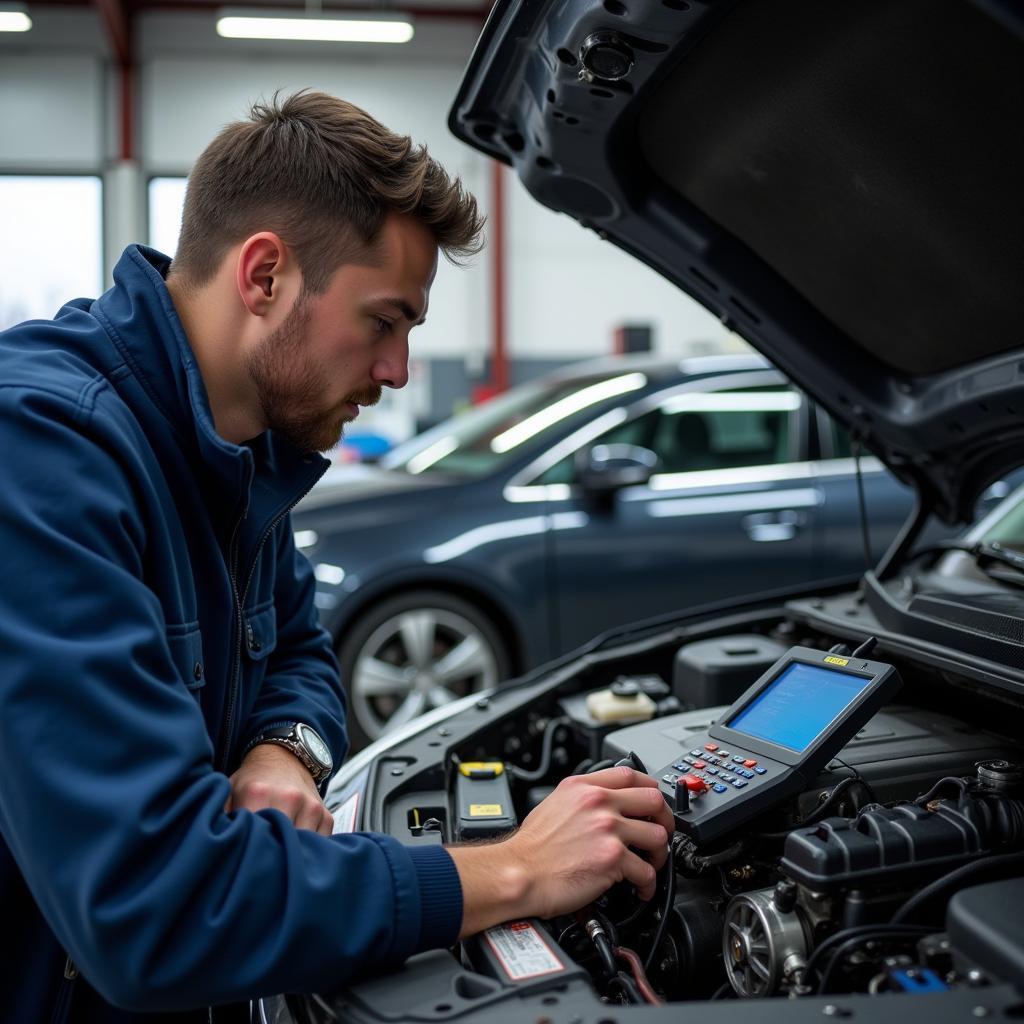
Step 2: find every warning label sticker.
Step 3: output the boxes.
[332,791,360,834]
[469,803,503,817]
[484,921,565,981]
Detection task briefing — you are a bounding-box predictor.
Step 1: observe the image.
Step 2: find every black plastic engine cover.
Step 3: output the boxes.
[781,800,990,890]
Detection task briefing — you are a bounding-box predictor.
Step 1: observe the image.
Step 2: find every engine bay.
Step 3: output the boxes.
[290,583,1024,1023]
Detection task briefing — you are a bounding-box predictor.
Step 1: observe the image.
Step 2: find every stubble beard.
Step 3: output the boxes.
[245,296,382,454]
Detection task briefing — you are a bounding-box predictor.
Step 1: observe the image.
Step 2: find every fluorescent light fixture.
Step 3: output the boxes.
[216,8,414,43]
[0,4,31,31]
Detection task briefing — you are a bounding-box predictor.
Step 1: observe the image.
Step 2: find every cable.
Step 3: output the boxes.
[816,927,932,994]
[643,841,676,972]
[852,439,873,570]
[586,758,616,774]
[914,776,970,807]
[607,971,644,1005]
[506,716,569,782]
[803,924,932,984]
[759,777,864,839]
[613,945,665,1006]
[891,850,1024,925]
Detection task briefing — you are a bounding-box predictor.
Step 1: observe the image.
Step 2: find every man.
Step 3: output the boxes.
[0,91,673,1023]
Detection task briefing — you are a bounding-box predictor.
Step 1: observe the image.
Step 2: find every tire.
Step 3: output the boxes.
[337,589,512,752]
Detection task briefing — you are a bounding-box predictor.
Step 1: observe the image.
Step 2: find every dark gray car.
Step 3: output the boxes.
[294,353,952,746]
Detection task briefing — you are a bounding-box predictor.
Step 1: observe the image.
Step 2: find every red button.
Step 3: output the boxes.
[693,760,706,769]
[682,774,708,793]
[743,759,757,768]
[704,743,718,751]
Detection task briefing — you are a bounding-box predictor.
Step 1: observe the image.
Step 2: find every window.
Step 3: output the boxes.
[148,177,188,258]
[537,386,799,485]
[0,176,103,331]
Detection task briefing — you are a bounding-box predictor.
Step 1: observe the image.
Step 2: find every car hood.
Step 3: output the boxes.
[295,464,455,513]
[450,0,1024,525]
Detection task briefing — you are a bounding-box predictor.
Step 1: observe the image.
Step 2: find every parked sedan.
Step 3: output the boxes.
[293,352,928,747]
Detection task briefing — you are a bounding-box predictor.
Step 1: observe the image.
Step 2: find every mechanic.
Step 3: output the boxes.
[0,91,674,1023]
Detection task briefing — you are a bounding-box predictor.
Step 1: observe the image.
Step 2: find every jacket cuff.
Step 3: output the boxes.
[407,845,463,952]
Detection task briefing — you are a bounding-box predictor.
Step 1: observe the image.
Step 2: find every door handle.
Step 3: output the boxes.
[741,509,805,542]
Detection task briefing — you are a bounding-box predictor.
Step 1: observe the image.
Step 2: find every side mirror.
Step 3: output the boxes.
[575,443,658,494]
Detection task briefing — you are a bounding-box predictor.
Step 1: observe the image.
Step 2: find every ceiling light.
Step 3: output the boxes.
[216,8,414,43]
[0,4,31,32]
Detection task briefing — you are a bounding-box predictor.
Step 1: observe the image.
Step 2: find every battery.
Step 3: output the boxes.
[455,761,517,840]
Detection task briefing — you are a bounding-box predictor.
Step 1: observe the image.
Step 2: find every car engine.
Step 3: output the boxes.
[442,623,1024,1010]
[284,596,1024,1022]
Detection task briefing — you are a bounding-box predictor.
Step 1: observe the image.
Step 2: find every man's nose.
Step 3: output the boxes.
[372,336,410,390]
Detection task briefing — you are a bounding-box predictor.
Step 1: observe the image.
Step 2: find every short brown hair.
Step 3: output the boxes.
[171,90,484,292]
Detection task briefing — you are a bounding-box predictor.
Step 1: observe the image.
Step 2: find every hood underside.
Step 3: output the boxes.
[450,0,1024,524]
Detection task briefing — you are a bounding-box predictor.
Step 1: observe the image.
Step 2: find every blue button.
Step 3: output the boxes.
[732,779,748,788]
[741,769,755,779]
[705,767,719,776]
[754,766,767,775]
[713,784,728,793]
[732,756,744,764]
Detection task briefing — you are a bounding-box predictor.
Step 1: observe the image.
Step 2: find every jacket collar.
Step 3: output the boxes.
[93,244,328,518]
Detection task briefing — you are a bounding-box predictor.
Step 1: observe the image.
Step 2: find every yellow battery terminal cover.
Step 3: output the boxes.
[459,761,504,779]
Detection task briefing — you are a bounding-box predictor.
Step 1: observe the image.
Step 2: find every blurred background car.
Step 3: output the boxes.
[293,352,1014,748]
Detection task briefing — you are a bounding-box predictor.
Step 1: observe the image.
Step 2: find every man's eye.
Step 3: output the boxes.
[375,317,392,334]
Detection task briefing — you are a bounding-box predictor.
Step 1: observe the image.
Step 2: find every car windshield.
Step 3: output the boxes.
[977,484,1024,553]
[381,369,649,478]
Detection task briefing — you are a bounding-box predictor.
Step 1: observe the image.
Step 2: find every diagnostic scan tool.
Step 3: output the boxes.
[658,645,902,843]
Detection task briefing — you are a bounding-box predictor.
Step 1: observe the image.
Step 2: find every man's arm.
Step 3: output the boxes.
[229,522,347,831]
[0,385,458,1010]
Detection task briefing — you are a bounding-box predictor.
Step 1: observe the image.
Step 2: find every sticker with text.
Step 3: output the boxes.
[484,921,565,981]
[332,791,360,834]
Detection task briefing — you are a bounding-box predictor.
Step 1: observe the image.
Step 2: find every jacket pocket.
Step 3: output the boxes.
[243,604,277,662]
[166,621,206,689]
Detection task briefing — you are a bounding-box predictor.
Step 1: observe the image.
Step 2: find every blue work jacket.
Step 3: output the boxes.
[0,246,462,1023]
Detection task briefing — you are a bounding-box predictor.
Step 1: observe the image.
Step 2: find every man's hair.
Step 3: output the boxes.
[171,90,484,292]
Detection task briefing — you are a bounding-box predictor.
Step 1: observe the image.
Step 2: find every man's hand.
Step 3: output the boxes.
[227,743,334,835]
[448,767,674,938]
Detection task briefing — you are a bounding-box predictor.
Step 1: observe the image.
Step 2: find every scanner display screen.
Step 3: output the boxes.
[726,662,873,752]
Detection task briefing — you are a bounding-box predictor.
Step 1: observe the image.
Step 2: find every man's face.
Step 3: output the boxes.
[246,213,438,453]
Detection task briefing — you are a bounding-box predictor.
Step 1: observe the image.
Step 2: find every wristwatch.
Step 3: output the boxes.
[249,723,333,784]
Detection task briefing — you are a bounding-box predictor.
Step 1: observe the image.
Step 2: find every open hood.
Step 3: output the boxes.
[450,0,1024,525]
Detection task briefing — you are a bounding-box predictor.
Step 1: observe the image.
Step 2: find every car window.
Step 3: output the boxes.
[382,370,648,478]
[537,386,798,485]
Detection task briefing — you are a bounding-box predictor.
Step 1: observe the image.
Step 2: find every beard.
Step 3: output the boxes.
[245,295,382,453]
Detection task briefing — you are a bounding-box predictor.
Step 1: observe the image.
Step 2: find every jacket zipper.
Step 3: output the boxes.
[217,486,251,773]
[49,957,78,1024]
[218,468,320,771]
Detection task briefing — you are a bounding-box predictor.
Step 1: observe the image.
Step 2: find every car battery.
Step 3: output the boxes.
[455,762,516,840]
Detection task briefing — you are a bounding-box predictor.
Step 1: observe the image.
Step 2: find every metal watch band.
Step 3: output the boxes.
[246,724,333,784]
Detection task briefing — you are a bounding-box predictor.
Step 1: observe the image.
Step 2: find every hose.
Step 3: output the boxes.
[506,716,569,782]
[614,945,665,1006]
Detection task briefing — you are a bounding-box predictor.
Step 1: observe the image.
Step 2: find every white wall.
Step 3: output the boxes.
[0,7,739,380]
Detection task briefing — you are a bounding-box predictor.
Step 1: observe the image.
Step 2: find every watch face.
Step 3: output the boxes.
[297,724,332,769]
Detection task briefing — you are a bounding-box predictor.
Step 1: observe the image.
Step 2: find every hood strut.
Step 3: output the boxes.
[875,493,929,581]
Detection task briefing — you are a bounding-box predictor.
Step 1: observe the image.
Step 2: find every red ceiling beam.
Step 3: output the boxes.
[94,0,135,160]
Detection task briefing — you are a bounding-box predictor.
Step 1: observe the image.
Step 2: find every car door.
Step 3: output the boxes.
[520,373,820,655]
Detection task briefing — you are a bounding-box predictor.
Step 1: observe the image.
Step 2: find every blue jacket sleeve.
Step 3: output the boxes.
[0,384,462,1012]
[239,524,349,771]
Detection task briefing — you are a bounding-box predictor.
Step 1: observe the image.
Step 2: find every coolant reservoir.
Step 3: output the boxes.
[585,683,656,723]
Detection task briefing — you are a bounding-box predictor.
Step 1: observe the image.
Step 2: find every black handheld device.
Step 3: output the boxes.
[657,645,902,844]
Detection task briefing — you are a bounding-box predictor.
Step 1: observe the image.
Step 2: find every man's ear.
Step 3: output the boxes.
[236,232,297,316]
